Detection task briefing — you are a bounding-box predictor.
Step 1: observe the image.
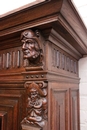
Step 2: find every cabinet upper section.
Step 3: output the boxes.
[0,0,87,55]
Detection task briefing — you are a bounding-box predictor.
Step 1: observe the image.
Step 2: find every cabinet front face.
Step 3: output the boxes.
[48,82,79,130]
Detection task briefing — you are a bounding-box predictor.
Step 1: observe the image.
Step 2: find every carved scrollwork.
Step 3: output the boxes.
[21,81,47,128]
[21,29,43,66]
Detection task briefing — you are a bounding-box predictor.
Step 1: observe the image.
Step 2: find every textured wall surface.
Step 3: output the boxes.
[79,57,87,130]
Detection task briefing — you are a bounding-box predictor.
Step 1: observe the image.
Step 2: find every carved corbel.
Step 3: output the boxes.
[21,81,48,128]
[21,29,43,67]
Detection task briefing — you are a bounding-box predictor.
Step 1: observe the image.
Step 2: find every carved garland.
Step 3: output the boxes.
[21,81,48,128]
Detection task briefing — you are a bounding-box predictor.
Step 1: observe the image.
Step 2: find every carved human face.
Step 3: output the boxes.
[22,38,40,60]
[30,88,38,102]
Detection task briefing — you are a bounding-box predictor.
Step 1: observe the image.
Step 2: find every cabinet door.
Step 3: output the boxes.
[50,88,69,130]
[0,111,7,130]
[70,88,80,130]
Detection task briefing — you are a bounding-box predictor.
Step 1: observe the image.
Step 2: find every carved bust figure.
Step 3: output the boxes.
[21,82,47,128]
[21,29,43,66]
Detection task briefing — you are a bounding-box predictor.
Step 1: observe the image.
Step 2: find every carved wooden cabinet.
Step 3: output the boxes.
[0,0,87,130]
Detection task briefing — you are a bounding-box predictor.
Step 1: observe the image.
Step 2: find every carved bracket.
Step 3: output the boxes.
[21,81,48,128]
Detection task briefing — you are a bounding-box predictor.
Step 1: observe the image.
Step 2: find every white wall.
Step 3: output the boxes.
[79,56,87,130]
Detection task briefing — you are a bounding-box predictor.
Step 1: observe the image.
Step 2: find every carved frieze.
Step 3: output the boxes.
[0,47,22,70]
[21,29,43,67]
[21,81,47,128]
[52,46,78,74]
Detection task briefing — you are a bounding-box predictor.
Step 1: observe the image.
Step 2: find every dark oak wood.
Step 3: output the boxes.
[0,0,87,130]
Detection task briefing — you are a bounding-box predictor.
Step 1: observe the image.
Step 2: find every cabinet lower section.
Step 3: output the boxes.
[0,82,80,130]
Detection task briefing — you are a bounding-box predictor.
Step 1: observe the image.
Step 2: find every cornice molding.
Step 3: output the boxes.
[0,0,87,55]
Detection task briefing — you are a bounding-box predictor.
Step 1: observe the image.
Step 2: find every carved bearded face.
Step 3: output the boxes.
[21,30,40,60]
[30,88,38,102]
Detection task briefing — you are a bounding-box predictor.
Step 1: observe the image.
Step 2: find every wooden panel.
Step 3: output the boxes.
[70,88,80,130]
[51,88,69,130]
[0,111,7,130]
[0,93,25,130]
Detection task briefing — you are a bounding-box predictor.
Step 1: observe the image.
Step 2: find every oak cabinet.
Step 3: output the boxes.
[0,0,87,130]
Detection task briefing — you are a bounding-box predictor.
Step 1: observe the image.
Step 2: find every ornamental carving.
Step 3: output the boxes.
[21,81,47,128]
[21,29,43,66]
